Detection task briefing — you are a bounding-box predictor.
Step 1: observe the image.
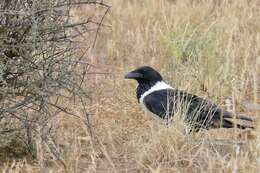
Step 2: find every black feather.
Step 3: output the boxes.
[142,89,254,130]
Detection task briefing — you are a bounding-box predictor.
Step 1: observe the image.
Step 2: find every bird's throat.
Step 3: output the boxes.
[136,81,157,102]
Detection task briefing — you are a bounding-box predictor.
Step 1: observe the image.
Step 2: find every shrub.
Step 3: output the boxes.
[0,0,109,160]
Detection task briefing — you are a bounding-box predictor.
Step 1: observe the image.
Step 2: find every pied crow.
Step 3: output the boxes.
[125,66,254,131]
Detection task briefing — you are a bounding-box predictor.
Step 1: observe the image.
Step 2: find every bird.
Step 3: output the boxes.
[125,66,254,131]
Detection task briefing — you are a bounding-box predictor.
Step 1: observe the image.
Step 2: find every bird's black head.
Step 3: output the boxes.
[125,66,163,84]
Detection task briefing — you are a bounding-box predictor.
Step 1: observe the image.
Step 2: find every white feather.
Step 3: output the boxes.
[139,81,173,104]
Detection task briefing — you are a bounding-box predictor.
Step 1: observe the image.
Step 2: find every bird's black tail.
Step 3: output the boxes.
[214,110,255,129]
[222,111,255,122]
[222,119,254,129]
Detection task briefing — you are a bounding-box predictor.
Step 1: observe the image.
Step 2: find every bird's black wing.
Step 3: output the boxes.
[143,89,254,129]
[142,89,202,119]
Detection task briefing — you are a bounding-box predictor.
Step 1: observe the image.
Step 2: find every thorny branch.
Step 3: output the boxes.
[0,0,110,163]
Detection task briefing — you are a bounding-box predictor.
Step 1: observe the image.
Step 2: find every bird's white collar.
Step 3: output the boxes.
[139,81,173,104]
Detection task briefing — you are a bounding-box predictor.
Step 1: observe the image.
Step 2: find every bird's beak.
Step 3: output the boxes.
[124,71,142,79]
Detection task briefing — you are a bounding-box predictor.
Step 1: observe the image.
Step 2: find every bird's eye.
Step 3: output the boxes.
[139,70,145,74]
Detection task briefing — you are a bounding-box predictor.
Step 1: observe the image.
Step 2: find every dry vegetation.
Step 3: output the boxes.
[1,0,260,172]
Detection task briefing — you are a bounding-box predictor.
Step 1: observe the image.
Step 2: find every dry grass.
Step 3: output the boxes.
[1,0,260,172]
